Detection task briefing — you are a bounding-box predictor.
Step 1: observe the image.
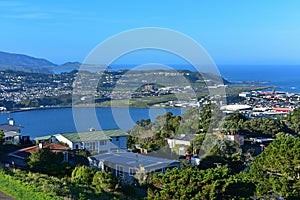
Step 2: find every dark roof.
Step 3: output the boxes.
[90,152,180,172]
[0,124,22,132]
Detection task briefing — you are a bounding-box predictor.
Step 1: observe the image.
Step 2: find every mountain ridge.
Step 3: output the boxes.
[0,51,58,73]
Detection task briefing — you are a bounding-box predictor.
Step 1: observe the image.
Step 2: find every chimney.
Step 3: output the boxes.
[89,128,95,132]
[8,118,15,126]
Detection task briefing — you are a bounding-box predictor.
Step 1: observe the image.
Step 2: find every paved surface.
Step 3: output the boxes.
[0,192,15,200]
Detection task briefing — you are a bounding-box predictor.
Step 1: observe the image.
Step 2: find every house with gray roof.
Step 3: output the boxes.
[53,129,128,154]
[0,118,23,143]
[88,152,180,182]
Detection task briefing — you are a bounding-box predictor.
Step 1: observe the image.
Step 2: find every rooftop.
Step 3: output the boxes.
[55,129,128,143]
[0,124,22,132]
[90,152,179,172]
[8,143,70,159]
[35,135,53,141]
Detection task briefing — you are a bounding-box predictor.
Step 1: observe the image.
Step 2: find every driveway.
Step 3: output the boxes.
[0,192,15,200]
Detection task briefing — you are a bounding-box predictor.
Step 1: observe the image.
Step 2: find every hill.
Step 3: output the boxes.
[0,51,57,73]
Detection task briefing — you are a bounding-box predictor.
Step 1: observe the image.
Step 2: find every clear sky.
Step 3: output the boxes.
[0,0,300,65]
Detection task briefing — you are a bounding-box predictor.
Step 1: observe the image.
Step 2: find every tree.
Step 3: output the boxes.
[220,112,247,134]
[284,107,300,135]
[134,165,148,186]
[198,137,243,172]
[147,166,255,199]
[92,170,119,193]
[243,117,288,137]
[71,165,96,186]
[250,136,300,199]
[199,103,223,133]
[0,130,4,144]
[26,148,67,176]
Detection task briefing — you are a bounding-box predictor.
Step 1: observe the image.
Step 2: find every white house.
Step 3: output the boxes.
[53,129,128,154]
[0,118,22,143]
[167,134,197,155]
[224,134,244,145]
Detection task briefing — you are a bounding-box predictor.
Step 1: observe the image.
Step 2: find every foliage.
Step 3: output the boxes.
[198,102,223,133]
[243,117,288,137]
[92,170,119,193]
[198,135,244,173]
[147,166,255,199]
[26,147,71,176]
[0,130,4,144]
[284,107,300,135]
[250,136,300,199]
[0,167,118,200]
[220,112,247,134]
[130,112,182,151]
[71,165,96,186]
[134,165,149,186]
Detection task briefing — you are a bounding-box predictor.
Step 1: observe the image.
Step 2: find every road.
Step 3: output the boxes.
[0,192,15,200]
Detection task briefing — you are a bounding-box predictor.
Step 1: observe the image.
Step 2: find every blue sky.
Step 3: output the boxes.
[0,0,300,65]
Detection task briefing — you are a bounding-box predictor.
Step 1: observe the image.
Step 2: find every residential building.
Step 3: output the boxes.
[7,143,70,168]
[88,152,180,182]
[0,118,22,143]
[224,134,245,145]
[167,134,197,155]
[53,129,128,154]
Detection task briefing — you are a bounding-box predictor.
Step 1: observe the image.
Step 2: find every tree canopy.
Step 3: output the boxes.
[26,148,70,176]
[250,136,300,199]
[0,130,4,144]
[284,107,300,135]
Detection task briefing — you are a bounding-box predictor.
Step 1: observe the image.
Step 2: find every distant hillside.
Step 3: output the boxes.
[53,62,81,73]
[0,51,57,73]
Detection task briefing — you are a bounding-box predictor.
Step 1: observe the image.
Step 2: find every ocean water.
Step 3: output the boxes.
[218,65,300,93]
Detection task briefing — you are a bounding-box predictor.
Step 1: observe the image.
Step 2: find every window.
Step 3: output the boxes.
[75,144,79,149]
[115,137,119,141]
[129,168,135,176]
[100,140,107,145]
[116,165,124,177]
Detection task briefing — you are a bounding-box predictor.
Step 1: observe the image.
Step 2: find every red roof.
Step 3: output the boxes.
[261,92,273,95]
[9,143,70,159]
[272,107,294,112]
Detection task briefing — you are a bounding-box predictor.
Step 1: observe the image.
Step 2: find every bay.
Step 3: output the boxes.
[0,107,184,139]
[218,65,300,93]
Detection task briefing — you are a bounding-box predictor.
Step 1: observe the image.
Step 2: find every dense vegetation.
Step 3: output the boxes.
[1,106,300,199]
[146,136,300,200]
[0,166,122,200]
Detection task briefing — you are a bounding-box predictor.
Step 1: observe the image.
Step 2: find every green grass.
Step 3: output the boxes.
[0,169,61,200]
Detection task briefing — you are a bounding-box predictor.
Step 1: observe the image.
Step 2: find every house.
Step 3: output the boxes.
[53,129,128,154]
[0,118,23,143]
[35,135,56,144]
[224,134,244,145]
[167,134,197,155]
[88,152,180,182]
[7,143,70,168]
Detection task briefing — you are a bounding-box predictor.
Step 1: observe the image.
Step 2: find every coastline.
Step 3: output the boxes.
[6,104,186,113]
[4,85,283,113]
